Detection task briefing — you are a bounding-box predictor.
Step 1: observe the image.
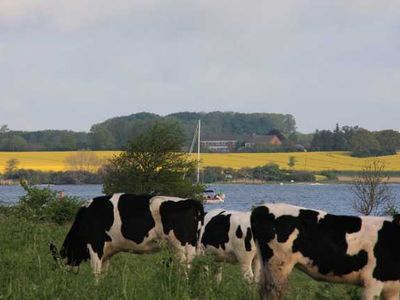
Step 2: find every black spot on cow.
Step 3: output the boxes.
[244,227,252,251]
[202,211,231,250]
[292,211,367,276]
[373,219,400,281]
[236,225,243,239]
[61,195,114,266]
[118,194,155,244]
[250,206,274,261]
[160,199,204,246]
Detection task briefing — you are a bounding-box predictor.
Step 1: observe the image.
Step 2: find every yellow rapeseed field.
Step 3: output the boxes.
[197,152,400,171]
[1,151,400,172]
[0,151,119,172]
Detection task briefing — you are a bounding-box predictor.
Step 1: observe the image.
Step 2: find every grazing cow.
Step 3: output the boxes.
[250,203,400,300]
[198,209,260,283]
[51,194,204,275]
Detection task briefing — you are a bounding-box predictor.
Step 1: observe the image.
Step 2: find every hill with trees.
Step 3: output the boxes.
[1,113,399,157]
[0,112,296,151]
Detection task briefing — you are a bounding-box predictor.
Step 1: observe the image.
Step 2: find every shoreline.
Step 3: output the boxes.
[3,177,400,186]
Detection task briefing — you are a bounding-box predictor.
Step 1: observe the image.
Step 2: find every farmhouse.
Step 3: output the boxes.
[200,140,237,152]
[244,134,282,148]
[201,134,282,153]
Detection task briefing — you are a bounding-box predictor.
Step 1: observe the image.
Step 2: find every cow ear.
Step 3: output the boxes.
[393,214,400,226]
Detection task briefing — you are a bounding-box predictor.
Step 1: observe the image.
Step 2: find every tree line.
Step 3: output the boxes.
[0,112,296,151]
[311,124,400,157]
[1,115,399,158]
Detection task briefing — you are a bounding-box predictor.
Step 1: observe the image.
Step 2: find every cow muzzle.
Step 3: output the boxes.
[49,242,64,268]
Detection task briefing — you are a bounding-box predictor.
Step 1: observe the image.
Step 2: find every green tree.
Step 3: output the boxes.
[288,156,297,169]
[332,123,349,150]
[311,130,334,151]
[351,129,381,157]
[252,163,284,181]
[374,130,400,155]
[64,151,103,173]
[0,124,9,133]
[5,135,29,151]
[90,127,116,150]
[102,121,203,197]
[4,158,19,176]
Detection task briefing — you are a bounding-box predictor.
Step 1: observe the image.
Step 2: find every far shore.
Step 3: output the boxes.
[3,177,400,186]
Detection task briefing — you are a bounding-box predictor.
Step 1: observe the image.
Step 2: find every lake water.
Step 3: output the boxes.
[1,183,400,215]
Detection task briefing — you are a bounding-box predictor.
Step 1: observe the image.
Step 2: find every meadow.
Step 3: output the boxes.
[0,214,360,300]
[1,151,400,173]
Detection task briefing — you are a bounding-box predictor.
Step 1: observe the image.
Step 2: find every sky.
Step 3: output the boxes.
[0,1,399,133]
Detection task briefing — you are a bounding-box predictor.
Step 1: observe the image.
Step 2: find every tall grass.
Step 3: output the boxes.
[0,215,360,299]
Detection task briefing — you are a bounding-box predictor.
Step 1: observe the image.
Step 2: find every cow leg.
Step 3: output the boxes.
[361,283,384,300]
[252,254,261,283]
[260,258,293,300]
[215,265,223,284]
[184,244,197,268]
[100,242,115,274]
[100,258,110,274]
[167,242,196,270]
[238,256,254,283]
[87,244,103,276]
[381,287,400,300]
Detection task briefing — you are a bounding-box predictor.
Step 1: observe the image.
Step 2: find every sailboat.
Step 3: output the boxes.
[189,120,225,204]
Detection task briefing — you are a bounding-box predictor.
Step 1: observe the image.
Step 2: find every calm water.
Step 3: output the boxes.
[1,183,400,215]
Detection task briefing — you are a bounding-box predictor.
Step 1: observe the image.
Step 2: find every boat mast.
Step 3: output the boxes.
[197,119,201,183]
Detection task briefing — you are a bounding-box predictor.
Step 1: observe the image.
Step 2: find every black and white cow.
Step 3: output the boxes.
[251,203,400,300]
[198,209,260,283]
[52,194,204,275]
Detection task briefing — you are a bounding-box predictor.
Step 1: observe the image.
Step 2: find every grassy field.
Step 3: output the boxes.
[1,151,400,172]
[0,215,359,300]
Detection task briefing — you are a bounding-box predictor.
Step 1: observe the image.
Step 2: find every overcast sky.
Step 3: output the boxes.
[0,1,399,133]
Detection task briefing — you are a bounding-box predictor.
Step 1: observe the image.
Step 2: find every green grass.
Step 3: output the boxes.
[0,216,360,299]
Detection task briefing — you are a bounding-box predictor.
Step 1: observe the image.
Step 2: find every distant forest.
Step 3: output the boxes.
[0,112,297,151]
[1,112,399,157]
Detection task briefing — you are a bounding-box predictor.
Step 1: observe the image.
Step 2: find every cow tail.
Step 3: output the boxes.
[258,258,278,300]
[251,206,279,300]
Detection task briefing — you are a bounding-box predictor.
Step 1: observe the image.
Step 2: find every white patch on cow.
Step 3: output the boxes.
[87,244,102,275]
[264,202,326,220]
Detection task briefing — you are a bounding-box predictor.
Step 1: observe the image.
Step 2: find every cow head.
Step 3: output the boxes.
[57,207,90,268]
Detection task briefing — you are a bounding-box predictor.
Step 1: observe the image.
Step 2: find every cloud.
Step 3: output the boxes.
[0,0,168,31]
[0,1,396,33]
[0,1,399,131]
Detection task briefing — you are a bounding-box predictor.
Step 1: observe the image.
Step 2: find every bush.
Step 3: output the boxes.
[319,170,338,180]
[202,167,233,183]
[16,180,83,224]
[285,171,316,182]
[102,120,204,197]
[4,169,103,184]
[252,163,285,181]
